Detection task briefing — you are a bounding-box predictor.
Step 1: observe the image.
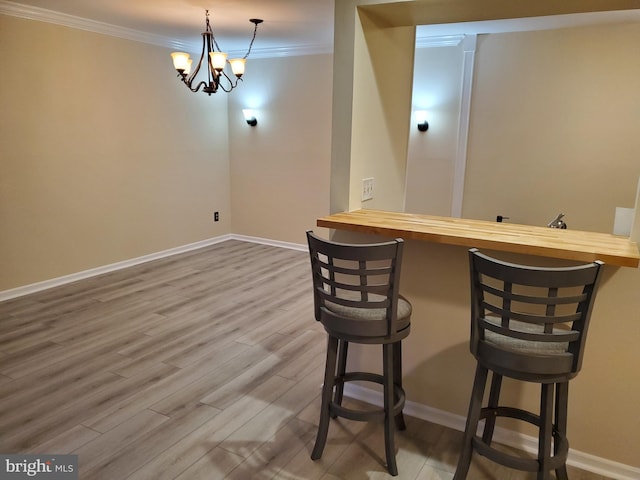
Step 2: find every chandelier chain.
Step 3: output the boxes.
[208,13,260,59]
[242,22,260,59]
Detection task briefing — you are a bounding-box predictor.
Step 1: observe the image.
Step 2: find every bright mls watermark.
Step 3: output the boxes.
[0,455,77,480]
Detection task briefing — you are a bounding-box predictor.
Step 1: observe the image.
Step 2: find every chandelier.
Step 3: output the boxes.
[170,10,262,95]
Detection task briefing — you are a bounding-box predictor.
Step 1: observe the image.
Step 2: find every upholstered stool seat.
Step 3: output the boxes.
[306,231,412,476]
[323,294,412,339]
[453,248,603,480]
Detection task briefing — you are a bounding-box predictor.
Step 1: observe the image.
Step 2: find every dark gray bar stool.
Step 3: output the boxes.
[454,248,603,480]
[306,231,412,476]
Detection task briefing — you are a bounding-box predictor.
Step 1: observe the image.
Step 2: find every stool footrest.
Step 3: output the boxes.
[329,371,405,423]
[473,406,569,472]
[480,406,540,426]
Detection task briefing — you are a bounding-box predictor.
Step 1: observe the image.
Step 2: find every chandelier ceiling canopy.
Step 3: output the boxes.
[171,10,262,95]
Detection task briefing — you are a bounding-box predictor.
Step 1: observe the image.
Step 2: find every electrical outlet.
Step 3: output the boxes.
[362,177,374,201]
[214,211,219,222]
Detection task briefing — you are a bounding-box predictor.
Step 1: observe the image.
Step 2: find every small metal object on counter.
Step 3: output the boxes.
[548,213,567,229]
[496,215,509,223]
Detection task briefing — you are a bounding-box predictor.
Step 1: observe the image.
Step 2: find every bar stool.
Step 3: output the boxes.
[454,248,603,480]
[306,231,412,476]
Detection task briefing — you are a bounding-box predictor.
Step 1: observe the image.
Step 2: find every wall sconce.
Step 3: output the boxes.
[243,109,257,126]
[415,110,429,132]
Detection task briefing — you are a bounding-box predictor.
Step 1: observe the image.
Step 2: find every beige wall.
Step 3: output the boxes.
[405,44,464,215]
[330,0,416,214]
[0,14,231,291]
[406,22,640,228]
[227,54,332,244]
[334,0,640,470]
[0,15,333,291]
[349,9,415,212]
[464,23,640,232]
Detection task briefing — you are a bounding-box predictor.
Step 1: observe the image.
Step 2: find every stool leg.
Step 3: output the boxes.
[481,372,502,445]
[383,343,399,476]
[331,340,348,418]
[312,335,338,461]
[555,382,569,480]
[538,383,554,480]
[454,363,489,480]
[393,341,406,431]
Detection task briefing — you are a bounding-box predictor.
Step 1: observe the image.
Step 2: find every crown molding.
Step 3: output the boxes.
[0,0,332,57]
[247,43,333,59]
[416,34,465,48]
[0,1,191,50]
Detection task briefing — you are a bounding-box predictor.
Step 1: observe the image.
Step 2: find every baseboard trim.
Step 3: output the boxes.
[0,234,307,302]
[230,234,308,252]
[0,235,232,301]
[345,383,640,480]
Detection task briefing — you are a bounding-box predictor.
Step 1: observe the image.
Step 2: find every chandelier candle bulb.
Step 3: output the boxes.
[210,52,227,71]
[230,59,246,77]
[171,52,191,72]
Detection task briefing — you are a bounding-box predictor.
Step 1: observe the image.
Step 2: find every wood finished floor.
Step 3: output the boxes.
[0,240,612,479]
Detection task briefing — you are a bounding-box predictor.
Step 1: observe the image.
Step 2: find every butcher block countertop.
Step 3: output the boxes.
[317,209,640,268]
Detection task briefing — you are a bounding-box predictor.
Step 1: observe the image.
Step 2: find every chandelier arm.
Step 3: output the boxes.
[228,69,242,87]
[205,32,216,86]
[220,69,234,84]
[216,73,242,93]
[216,80,236,93]
[181,79,209,94]
[192,80,209,93]
[184,32,209,90]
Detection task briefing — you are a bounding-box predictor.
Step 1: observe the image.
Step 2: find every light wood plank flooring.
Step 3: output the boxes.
[0,240,612,479]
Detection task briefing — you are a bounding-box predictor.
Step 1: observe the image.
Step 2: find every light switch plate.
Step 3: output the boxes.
[362,177,374,201]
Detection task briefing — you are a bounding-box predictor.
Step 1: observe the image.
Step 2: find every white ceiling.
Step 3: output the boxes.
[0,0,336,56]
[2,1,640,57]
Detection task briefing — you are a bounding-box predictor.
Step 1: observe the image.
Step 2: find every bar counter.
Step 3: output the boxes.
[317,209,640,268]
[316,208,640,473]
